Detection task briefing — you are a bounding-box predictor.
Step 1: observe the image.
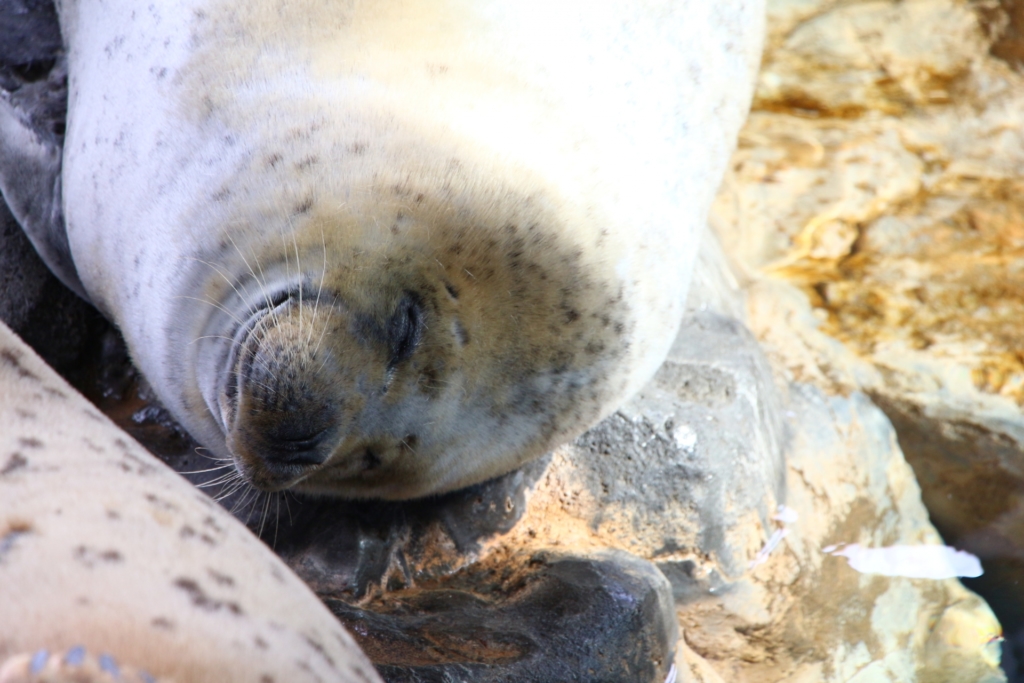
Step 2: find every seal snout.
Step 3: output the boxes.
[222,295,346,490]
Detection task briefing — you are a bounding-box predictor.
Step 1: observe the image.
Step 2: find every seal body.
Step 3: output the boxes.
[16,0,764,498]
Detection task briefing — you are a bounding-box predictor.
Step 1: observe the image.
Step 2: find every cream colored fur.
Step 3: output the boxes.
[53,0,765,497]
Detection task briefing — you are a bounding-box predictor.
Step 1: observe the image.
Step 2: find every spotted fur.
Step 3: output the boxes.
[12,0,765,498]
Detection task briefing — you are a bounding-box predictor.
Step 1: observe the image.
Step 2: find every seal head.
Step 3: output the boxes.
[193,186,635,500]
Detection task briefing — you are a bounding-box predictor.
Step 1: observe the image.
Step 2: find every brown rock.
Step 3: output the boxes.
[713,0,1024,674]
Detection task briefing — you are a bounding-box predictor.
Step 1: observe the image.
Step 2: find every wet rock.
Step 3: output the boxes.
[329,550,676,683]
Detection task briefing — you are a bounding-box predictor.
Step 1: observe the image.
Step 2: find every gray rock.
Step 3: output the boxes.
[0,199,105,376]
[572,310,786,582]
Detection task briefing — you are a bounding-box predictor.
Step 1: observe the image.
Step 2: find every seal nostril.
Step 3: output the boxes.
[262,425,331,466]
[362,447,382,471]
[271,431,326,451]
[267,449,325,466]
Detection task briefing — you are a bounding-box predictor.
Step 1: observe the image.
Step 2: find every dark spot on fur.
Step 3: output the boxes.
[151,616,174,630]
[564,309,580,324]
[18,437,43,449]
[144,492,178,511]
[173,577,244,615]
[207,568,236,587]
[43,386,67,399]
[106,509,121,520]
[212,187,231,202]
[295,155,318,170]
[302,635,336,670]
[1,349,39,380]
[266,153,282,168]
[179,525,216,545]
[260,676,274,683]
[294,197,314,214]
[349,142,366,155]
[1,453,27,475]
[444,282,459,299]
[14,408,36,420]
[120,450,157,476]
[254,637,269,650]
[74,545,123,567]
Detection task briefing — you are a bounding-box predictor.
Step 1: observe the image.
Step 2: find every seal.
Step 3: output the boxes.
[0,0,765,499]
[0,320,382,683]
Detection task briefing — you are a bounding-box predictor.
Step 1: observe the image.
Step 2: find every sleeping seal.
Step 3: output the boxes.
[0,0,765,499]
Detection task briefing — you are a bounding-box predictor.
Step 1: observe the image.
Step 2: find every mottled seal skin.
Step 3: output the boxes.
[6,0,764,499]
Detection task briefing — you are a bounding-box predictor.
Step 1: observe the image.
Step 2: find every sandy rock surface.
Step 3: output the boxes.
[709,0,1024,677]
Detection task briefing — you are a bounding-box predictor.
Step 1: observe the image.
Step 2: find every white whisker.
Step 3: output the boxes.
[182,463,234,476]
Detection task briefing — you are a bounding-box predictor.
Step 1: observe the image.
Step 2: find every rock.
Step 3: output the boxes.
[0,200,105,378]
[712,0,1024,665]
[756,0,987,116]
[982,0,1024,72]
[328,550,676,683]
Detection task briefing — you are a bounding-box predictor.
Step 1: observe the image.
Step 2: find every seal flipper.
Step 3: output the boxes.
[0,1,90,302]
